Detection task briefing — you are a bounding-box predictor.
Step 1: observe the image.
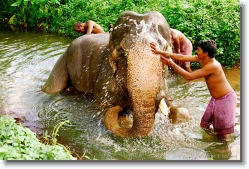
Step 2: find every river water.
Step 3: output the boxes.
[0,30,240,160]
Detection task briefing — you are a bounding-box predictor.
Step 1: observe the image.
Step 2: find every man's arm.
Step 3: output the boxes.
[86,21,94,34]
[150,42,198,62]
[160,57,214,81]
[162,52,198,62]
[172,37,180,53]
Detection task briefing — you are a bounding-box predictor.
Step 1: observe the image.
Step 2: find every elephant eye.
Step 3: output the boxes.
[118,48,125,57]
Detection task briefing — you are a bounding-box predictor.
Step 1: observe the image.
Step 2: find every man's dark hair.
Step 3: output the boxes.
[73,22,83,28]
[198,40,217,58]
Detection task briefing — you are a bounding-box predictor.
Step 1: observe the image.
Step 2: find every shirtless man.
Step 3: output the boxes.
[150,40,237,141]
[73,20,105,35]
[170,28,193,72]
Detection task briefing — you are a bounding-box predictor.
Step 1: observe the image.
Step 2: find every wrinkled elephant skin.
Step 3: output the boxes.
[42,11,191,138]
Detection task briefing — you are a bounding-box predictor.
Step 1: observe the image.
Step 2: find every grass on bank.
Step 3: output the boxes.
[0,115,77,160]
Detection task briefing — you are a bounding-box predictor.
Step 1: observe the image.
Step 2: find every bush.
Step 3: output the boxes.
[0,115,76,160]
[161,0,240,68]
[0,0,240,67]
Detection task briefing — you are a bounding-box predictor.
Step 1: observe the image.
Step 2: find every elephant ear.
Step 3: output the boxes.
[120,33,132,53]
[109,48,118,75]
[164,42,172,53]
[109,30,118,75]
[109,31,131,76]
[163,43,169,51]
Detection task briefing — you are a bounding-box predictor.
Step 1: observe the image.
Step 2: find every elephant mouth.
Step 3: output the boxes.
[118,112,133,129]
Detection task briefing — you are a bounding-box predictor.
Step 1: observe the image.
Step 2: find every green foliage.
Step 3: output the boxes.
[1,0,240,67]
[6,0,62,30]
[161,0,240,67]
[41,120,72,149]
[0,0,16,21]
[0,115,76,160]
[82,150,97,160]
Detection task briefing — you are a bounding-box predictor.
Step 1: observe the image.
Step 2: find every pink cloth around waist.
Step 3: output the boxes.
[200,90,237,135]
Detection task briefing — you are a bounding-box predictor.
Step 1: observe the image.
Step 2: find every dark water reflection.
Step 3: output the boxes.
[0,30,240,160]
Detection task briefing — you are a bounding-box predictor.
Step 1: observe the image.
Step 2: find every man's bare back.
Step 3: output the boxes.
[170,28,189,53]
[170,28,193,72]
[74,20,105,35]
[84,20,105,34]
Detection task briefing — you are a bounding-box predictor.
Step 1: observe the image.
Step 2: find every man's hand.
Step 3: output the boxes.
[150,42,163,55]
[160,55,173,66]
[150,42,171,58]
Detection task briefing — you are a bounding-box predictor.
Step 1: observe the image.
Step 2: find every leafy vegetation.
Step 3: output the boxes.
[161,0,240,68]
[0,0,240,68]
[0,115,76,160]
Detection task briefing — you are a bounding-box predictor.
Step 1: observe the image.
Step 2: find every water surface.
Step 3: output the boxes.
[0,30,240,160]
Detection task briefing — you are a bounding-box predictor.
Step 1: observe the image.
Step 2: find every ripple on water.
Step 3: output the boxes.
[0,30,240,160]
[165,148,209,160]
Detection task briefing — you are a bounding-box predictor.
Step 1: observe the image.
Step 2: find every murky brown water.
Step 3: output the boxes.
[0,30,240,160]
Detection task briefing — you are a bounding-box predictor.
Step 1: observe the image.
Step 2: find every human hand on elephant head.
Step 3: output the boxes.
[160,54,174,66]
[150,42,171,58]
[150,42,163,55]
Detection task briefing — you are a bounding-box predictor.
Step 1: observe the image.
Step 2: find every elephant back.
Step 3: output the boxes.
[66,33,111,94]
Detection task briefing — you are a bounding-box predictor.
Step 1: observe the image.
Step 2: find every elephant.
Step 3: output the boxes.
[42,11,192,138]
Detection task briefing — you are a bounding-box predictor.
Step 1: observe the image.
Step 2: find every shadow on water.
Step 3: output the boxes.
[0,30,240,160]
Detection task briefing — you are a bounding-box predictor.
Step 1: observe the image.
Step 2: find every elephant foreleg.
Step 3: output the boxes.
[169,106,192,124]
[157,90,192,124]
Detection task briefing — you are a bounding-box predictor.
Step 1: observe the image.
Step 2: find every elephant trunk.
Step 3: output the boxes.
[126,42,162,137]
[128,95,157,137]
[105,37,164,138]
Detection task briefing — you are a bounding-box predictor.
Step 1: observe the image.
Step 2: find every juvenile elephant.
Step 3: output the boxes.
[42,11,191,138]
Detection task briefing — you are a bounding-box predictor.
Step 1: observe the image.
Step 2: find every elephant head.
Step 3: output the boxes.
[108,11,171,75]
[103,11,190,138]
